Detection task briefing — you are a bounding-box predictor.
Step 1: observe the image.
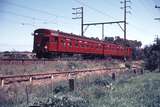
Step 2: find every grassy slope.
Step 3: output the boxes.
[1,72,160,107]
[0,60,121,75]
[89,72,160,107]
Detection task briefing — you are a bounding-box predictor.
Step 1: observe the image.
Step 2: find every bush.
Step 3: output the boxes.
[143,37,160,72]
[31,96,89,107]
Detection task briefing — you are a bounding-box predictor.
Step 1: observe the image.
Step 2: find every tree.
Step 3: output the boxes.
[144,37,160,72]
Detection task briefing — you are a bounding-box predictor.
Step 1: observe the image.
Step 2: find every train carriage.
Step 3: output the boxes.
[33,28,132,58]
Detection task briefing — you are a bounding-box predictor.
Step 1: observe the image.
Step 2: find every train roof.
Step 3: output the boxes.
[35,28,99,40]
[34,28,129,48]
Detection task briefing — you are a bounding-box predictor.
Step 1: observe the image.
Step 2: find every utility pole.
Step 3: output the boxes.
[124,0,127,40]
[155,5,160,21]
[72,7,84,36]
[155,35,160,72]
[83,21,125,40]
[155,5,160,8]
[120,0,131,40]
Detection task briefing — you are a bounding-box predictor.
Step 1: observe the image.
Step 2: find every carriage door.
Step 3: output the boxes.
[41,37,49,52]
[54,37,58,51]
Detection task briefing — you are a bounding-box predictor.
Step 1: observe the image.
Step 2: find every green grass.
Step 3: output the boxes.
[87,72,160,107]
[1,70,160,107]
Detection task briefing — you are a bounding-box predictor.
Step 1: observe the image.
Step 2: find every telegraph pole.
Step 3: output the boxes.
[72,7,84,36]
[155,5,160,21]
[120,0,131,40]
[155,5,160,8]
[124,0,127,40]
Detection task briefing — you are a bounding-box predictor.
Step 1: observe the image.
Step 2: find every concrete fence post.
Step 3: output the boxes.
[69,74,74,91]
[133,69,137,74]
[112,72,116,80]
[140,68,144,74]
[1,79,4,87]
[51,75,54,80]
[29,77,32,83]
[69,78,74,91]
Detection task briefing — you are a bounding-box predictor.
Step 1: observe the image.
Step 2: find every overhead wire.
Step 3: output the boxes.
[0,10,58,25]
[0,16,40,27]
[1,0,69,19]
[125,1,152,35]
[73,0,117,20]
[0,0,74,27]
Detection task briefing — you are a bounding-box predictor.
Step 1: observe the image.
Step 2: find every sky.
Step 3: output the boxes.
[0,0,160,51]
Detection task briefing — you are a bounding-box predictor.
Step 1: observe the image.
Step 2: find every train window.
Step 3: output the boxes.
[121,48,123,51]
[112,45,115,50]
[81,44,84,48]
[111,45,113,49]
[54,37,58,44]
[79,40,82,43]
[68,42,72,47]
[49,37,53,42]
[75,40,78,47]
[86,44,89,48]
[108,45,110,49]
[98,44,102,49]
[89,43,92,48]
[61,39,66,47]
[50,37,58,43]
[96,44,99,48]
[81,41,85,48]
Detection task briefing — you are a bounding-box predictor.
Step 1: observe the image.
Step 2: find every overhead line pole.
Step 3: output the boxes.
[81,7,84,37]
[120,0,131,40]
[124,0,127,40]
[83,21,125,26]
[102,24,104,39]
[155,5,160,8]
[83,21,124,40]
[155,5,160,21]
[155,5,160,72]
[72,7,84,36]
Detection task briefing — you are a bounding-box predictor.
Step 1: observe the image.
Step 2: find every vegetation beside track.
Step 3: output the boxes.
[0,59,124,75]
[30,72,160,107]
[0,70,159,107]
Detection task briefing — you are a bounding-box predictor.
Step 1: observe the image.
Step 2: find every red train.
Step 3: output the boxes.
[33,28,132,58]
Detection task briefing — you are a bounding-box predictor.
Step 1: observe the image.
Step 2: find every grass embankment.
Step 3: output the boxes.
[0,59,159,107]
[27,72,160,107]
[0,59,121,75]
[0,72,160,107]
[86,72,160,107]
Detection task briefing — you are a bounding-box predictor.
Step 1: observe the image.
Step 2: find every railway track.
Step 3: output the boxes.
[0,58,114,65]
[0,59,46,65]
[0,67,141,87]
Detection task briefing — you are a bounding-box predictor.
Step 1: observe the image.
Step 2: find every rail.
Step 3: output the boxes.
[0,58,118,65]
[0,67,142,87]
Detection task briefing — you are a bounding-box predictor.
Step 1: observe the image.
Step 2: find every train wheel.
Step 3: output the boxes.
[36,53,43,59]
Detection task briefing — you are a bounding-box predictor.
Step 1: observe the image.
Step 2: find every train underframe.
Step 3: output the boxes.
[36,51,128,60]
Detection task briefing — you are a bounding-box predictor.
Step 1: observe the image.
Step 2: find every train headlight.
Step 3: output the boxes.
[34,33,38,36]
[44,45,48,49]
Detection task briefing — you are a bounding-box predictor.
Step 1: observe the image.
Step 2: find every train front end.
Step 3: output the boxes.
[33,29,50,58]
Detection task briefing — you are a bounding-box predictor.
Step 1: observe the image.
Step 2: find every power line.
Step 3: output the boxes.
[0,17,39,27]
[129,23,154,35]
[1,1,69,19]
[139,0,156,18]
[155,2,160,21]
[73,0,117,20]
[0,10,58,24]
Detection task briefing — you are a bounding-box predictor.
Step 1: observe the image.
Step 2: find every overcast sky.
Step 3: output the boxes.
[0,0,160,51]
